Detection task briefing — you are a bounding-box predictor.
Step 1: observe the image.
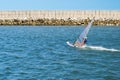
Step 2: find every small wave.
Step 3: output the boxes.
[82,45,120,52]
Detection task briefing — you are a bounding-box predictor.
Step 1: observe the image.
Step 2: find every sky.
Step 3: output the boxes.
[0,0,120,10]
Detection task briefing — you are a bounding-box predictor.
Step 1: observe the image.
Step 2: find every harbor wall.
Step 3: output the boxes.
[0,10,120,26]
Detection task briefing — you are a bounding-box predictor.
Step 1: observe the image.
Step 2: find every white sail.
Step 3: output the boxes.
[77,19,94,43]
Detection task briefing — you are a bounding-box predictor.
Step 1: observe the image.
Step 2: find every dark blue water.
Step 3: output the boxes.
[0,26,120,80]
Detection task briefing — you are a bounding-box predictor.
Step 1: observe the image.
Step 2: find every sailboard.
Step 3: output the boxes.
[66,41,74,47]
[67,18,94,47]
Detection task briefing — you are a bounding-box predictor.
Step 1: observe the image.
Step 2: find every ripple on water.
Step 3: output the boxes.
[0,26,120,80]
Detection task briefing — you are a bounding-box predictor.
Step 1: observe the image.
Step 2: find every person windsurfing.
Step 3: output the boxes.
[73,18,94,47]
[66,18,94,48]
[74,37,87,47]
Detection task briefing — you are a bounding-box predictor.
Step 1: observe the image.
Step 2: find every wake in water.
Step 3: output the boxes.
[81,45,120,52]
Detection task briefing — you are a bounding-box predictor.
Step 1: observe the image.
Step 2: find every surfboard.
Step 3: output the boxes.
[66,41,74,47]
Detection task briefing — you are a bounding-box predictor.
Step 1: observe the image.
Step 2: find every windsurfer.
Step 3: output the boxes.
[74,38,87,47]
[68,18,94,48]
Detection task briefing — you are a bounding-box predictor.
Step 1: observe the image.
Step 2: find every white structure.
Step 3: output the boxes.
[0,10,120,20]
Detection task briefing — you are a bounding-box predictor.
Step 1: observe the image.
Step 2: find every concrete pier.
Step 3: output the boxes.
[0,10,120,26]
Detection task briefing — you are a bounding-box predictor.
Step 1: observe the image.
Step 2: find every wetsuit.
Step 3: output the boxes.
[84,39,87,44]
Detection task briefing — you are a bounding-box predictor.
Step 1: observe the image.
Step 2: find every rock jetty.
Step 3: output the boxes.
[0,10,120,26]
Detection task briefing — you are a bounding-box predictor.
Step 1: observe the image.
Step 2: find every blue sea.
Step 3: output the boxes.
[0,26,120,80]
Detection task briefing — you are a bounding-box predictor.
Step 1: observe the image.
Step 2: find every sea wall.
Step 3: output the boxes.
[0,10,120,26]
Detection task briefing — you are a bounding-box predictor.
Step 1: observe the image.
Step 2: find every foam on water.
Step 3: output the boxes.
[66,42,120,52]
[83,45,120,52]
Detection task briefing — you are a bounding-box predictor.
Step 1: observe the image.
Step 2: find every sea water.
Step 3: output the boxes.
[0,26,120,80]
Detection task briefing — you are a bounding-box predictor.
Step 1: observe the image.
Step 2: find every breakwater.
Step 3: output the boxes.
[0,10,120,26]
